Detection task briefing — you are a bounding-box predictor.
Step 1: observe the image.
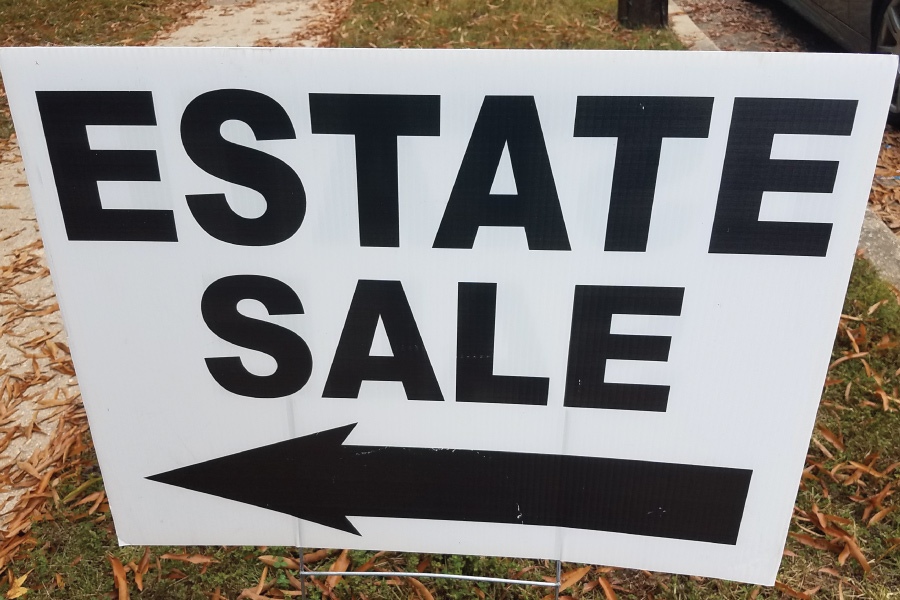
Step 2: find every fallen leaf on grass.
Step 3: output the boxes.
[597,575,618,600]
[417,555,432,572]
[302,548,335,563]
[307,576,340,600]
[841,537,871,573]
[259,555,300,570]
[108,556,129,600]
[875,541,900,563]
[559,565,591,591]
[134,548,150,591]
[838,543,851,566]
[868,505,897,525]
[829,352,869,370]
[73,491,102,507]
[355,551,386,572]
[868,299,888,315]
[6,571,30,599]
[164,568,187,580]
[775,581,810,599]
[818,425,845,452]
[406,576,435,600]
[160,553,218,565]
[325,549,349,591]
[789,533,840,552]
[256,566,267,596]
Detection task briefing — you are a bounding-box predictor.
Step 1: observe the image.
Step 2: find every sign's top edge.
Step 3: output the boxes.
[0,46,895,70]
[0,46,894,70]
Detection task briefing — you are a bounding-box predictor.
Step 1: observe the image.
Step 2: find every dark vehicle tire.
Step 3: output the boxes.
[876,0,900,127]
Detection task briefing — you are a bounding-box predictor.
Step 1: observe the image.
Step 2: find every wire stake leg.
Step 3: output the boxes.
[555,559,562,600]
[299,548,306,600]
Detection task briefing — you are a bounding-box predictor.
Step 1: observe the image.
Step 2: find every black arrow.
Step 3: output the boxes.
[148,423,752,545]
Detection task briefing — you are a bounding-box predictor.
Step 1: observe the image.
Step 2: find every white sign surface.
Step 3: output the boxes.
[1,47,895,585]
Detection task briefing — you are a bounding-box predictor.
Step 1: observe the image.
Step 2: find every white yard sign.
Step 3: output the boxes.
[1,47,895,585]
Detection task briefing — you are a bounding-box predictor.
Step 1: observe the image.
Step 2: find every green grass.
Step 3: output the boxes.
[5,257,900,600]
[0,0,202,140]
[333,0,683,50]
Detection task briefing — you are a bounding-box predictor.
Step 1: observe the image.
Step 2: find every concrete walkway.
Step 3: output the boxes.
[155,0,324,47]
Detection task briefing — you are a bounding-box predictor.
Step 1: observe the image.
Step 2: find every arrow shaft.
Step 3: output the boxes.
[316,446,750,545]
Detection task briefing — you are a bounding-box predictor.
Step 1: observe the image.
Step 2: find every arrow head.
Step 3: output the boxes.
[147,423,360,534]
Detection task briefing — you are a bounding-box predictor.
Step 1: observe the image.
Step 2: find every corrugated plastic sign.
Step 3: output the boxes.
[0,47,895,585]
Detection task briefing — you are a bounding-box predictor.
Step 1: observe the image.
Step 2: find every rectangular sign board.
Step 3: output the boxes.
[1,47,895,585]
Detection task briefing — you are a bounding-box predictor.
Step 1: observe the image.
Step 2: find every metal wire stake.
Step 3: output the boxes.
[555,559,562,600]
[295,570,559,587]
[299,549,306,600]
[295,552,563,598]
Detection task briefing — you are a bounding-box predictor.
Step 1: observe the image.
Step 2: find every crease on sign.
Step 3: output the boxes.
[287,397,301,547]
[556,396,571,561]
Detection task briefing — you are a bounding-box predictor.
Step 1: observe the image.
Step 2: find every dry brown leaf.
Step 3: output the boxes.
[325,549,349,591]
[134,547,150,591]
[559,565,591,591]
[829,352,869,370]
[812,439,834,460]
[108,556,129,600]
[875,542,900,563]
[789,533,839,552]
[818,425,845,452]
[775,581,811,600]
[307,576,340,600]
[302,548,335,563]
[804,585,822,596]
[838,543,851,566]
[259,555,300,570]
[286,570,304,591]
[73,491,101,507]
[5,572,30,599]
[406,576,435,600]
[355,551,386,572]
[868,505,897,526]
[417,555,432,573]
[841,537,871,573]
[160,553,219,565]
[868,299,888,315]
[598,575,618,600]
